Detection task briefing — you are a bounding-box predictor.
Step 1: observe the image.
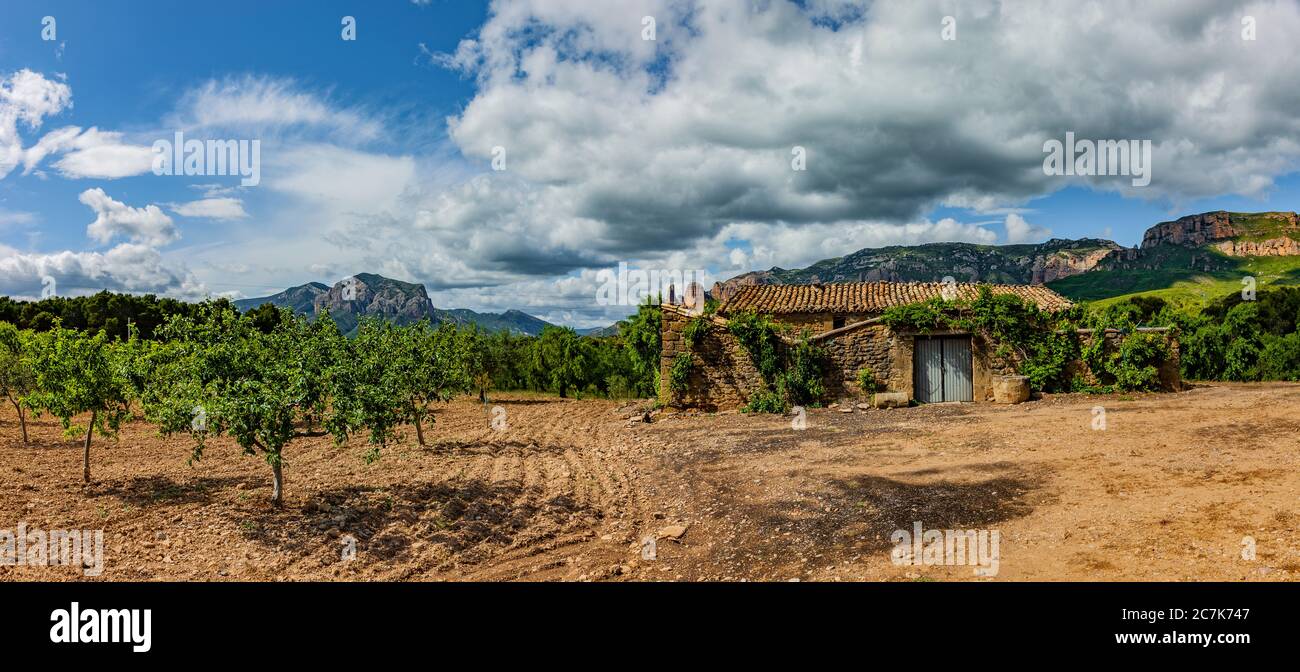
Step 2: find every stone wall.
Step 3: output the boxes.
[817,323,903,398]
[661,310,1182,410]
[1065,328,1182,391]
[659,305,766,410]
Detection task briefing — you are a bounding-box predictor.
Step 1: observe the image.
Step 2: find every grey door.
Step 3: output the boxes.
[914,336,973,402]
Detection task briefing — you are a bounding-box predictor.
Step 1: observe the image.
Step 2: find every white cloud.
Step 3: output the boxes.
[42,127,154,179]
[170,75,384,142]
[421,0,1300,283]
[170,197,248,220]
[0,69,72,178]
[0,242,207,300]
[79,188,178,247]
[1003,213,1051,244]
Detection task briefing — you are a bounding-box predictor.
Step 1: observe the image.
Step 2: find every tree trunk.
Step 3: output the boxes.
[10,399,26,444]
[414,416,426,447]
[478,388,486,404]
[270,460,284,507]
[83,410,96,483]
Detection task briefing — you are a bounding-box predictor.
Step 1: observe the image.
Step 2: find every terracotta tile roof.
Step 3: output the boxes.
[718,281,1073,315]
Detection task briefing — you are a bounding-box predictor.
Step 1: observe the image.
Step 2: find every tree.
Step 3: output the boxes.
[146,305,342,506]
[393,321,472,446]
[326,319,405,454]
[24,325,133,482]
[621,298,662,397]
[0,322,36,443]
[531,326,587,398]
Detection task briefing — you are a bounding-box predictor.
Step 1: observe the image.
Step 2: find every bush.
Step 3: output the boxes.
[727,311,784,383]
[669,352,693,395]
[741,388,788,414]
[682,316,711,350]
[856,368,880,393]
[782,333,826,405]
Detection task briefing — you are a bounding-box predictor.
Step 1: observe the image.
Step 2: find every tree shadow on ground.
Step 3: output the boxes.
[733,468,1044,561]
[253,477,607,570]
[93,474,255,508]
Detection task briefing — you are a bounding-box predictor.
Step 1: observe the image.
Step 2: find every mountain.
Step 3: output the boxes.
[708,210,1300,311]
[712,238,1123,301]
[439,308,554,336]
[234,273,555,336]
[578,323,621,338]
[1047,211,1300,307]
[233,282,328,315]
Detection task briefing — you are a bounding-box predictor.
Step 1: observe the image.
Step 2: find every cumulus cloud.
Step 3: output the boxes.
[0,242,207,300]
[0,69,72,178]
[170,197,248,220]
[1003,213,1051,244]
[79,188,178,247]
[413,0,1300,285]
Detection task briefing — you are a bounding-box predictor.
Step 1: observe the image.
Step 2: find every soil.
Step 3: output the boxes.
[2,383,1298,581]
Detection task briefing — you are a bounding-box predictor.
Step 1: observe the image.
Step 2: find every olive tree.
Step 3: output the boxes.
[24,325,133,482]
[147,306,341,506]
[0,322,37,443]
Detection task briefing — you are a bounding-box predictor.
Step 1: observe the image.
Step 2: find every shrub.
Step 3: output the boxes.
[856,368,880,394]
[726,311,783,383]
[741,388,788,414]
[782,333,826,405]
[682,316,711,350]
[669,352,693,395]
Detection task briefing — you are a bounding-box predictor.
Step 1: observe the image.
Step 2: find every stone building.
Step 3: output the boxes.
[659,281,1179,410]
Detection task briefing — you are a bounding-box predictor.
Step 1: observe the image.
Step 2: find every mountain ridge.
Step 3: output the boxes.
[233,274,558,336]
[711,210,1299,308]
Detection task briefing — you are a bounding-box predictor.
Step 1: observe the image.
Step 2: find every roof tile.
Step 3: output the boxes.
[717,281,1073,315]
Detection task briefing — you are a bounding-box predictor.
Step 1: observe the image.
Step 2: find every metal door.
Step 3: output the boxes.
[914,337,944,403]
[913,336,973,402]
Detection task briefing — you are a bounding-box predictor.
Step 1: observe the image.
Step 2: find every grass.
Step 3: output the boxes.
[1048,247,1300,311]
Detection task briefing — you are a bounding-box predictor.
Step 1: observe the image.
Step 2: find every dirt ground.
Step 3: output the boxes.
[2,383,1298,581]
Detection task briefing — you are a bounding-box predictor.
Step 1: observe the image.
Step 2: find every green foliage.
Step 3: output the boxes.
[881,299,949,332]
[727,311,784,383]
[781,333,826,405]
[0,291,236,340]
[143,305,343,505]
[741,388,788,414]
[668,351,694,395]
[24,324,134,481]
[856,367,880,393]
[531,326,588,398]
[620,299,662,397]
[0,322,37,442]
[882,287,1081,392]
[682,316,711,350]
[726,313,828,411]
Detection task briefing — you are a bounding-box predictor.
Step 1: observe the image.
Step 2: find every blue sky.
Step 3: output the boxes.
[1,1,1298,327]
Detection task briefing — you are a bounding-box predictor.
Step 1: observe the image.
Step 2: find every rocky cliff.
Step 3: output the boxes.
[1140,210,1299,253]
[313,273,438,335]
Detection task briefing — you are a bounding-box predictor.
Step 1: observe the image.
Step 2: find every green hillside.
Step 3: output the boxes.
[1048,250,1300,309]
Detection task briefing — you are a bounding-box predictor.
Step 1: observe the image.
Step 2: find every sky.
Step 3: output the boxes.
[1,0,1298,328]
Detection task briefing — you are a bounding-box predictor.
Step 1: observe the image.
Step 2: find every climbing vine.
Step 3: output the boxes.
[726,312,828,413]
[880,285,1172,393]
